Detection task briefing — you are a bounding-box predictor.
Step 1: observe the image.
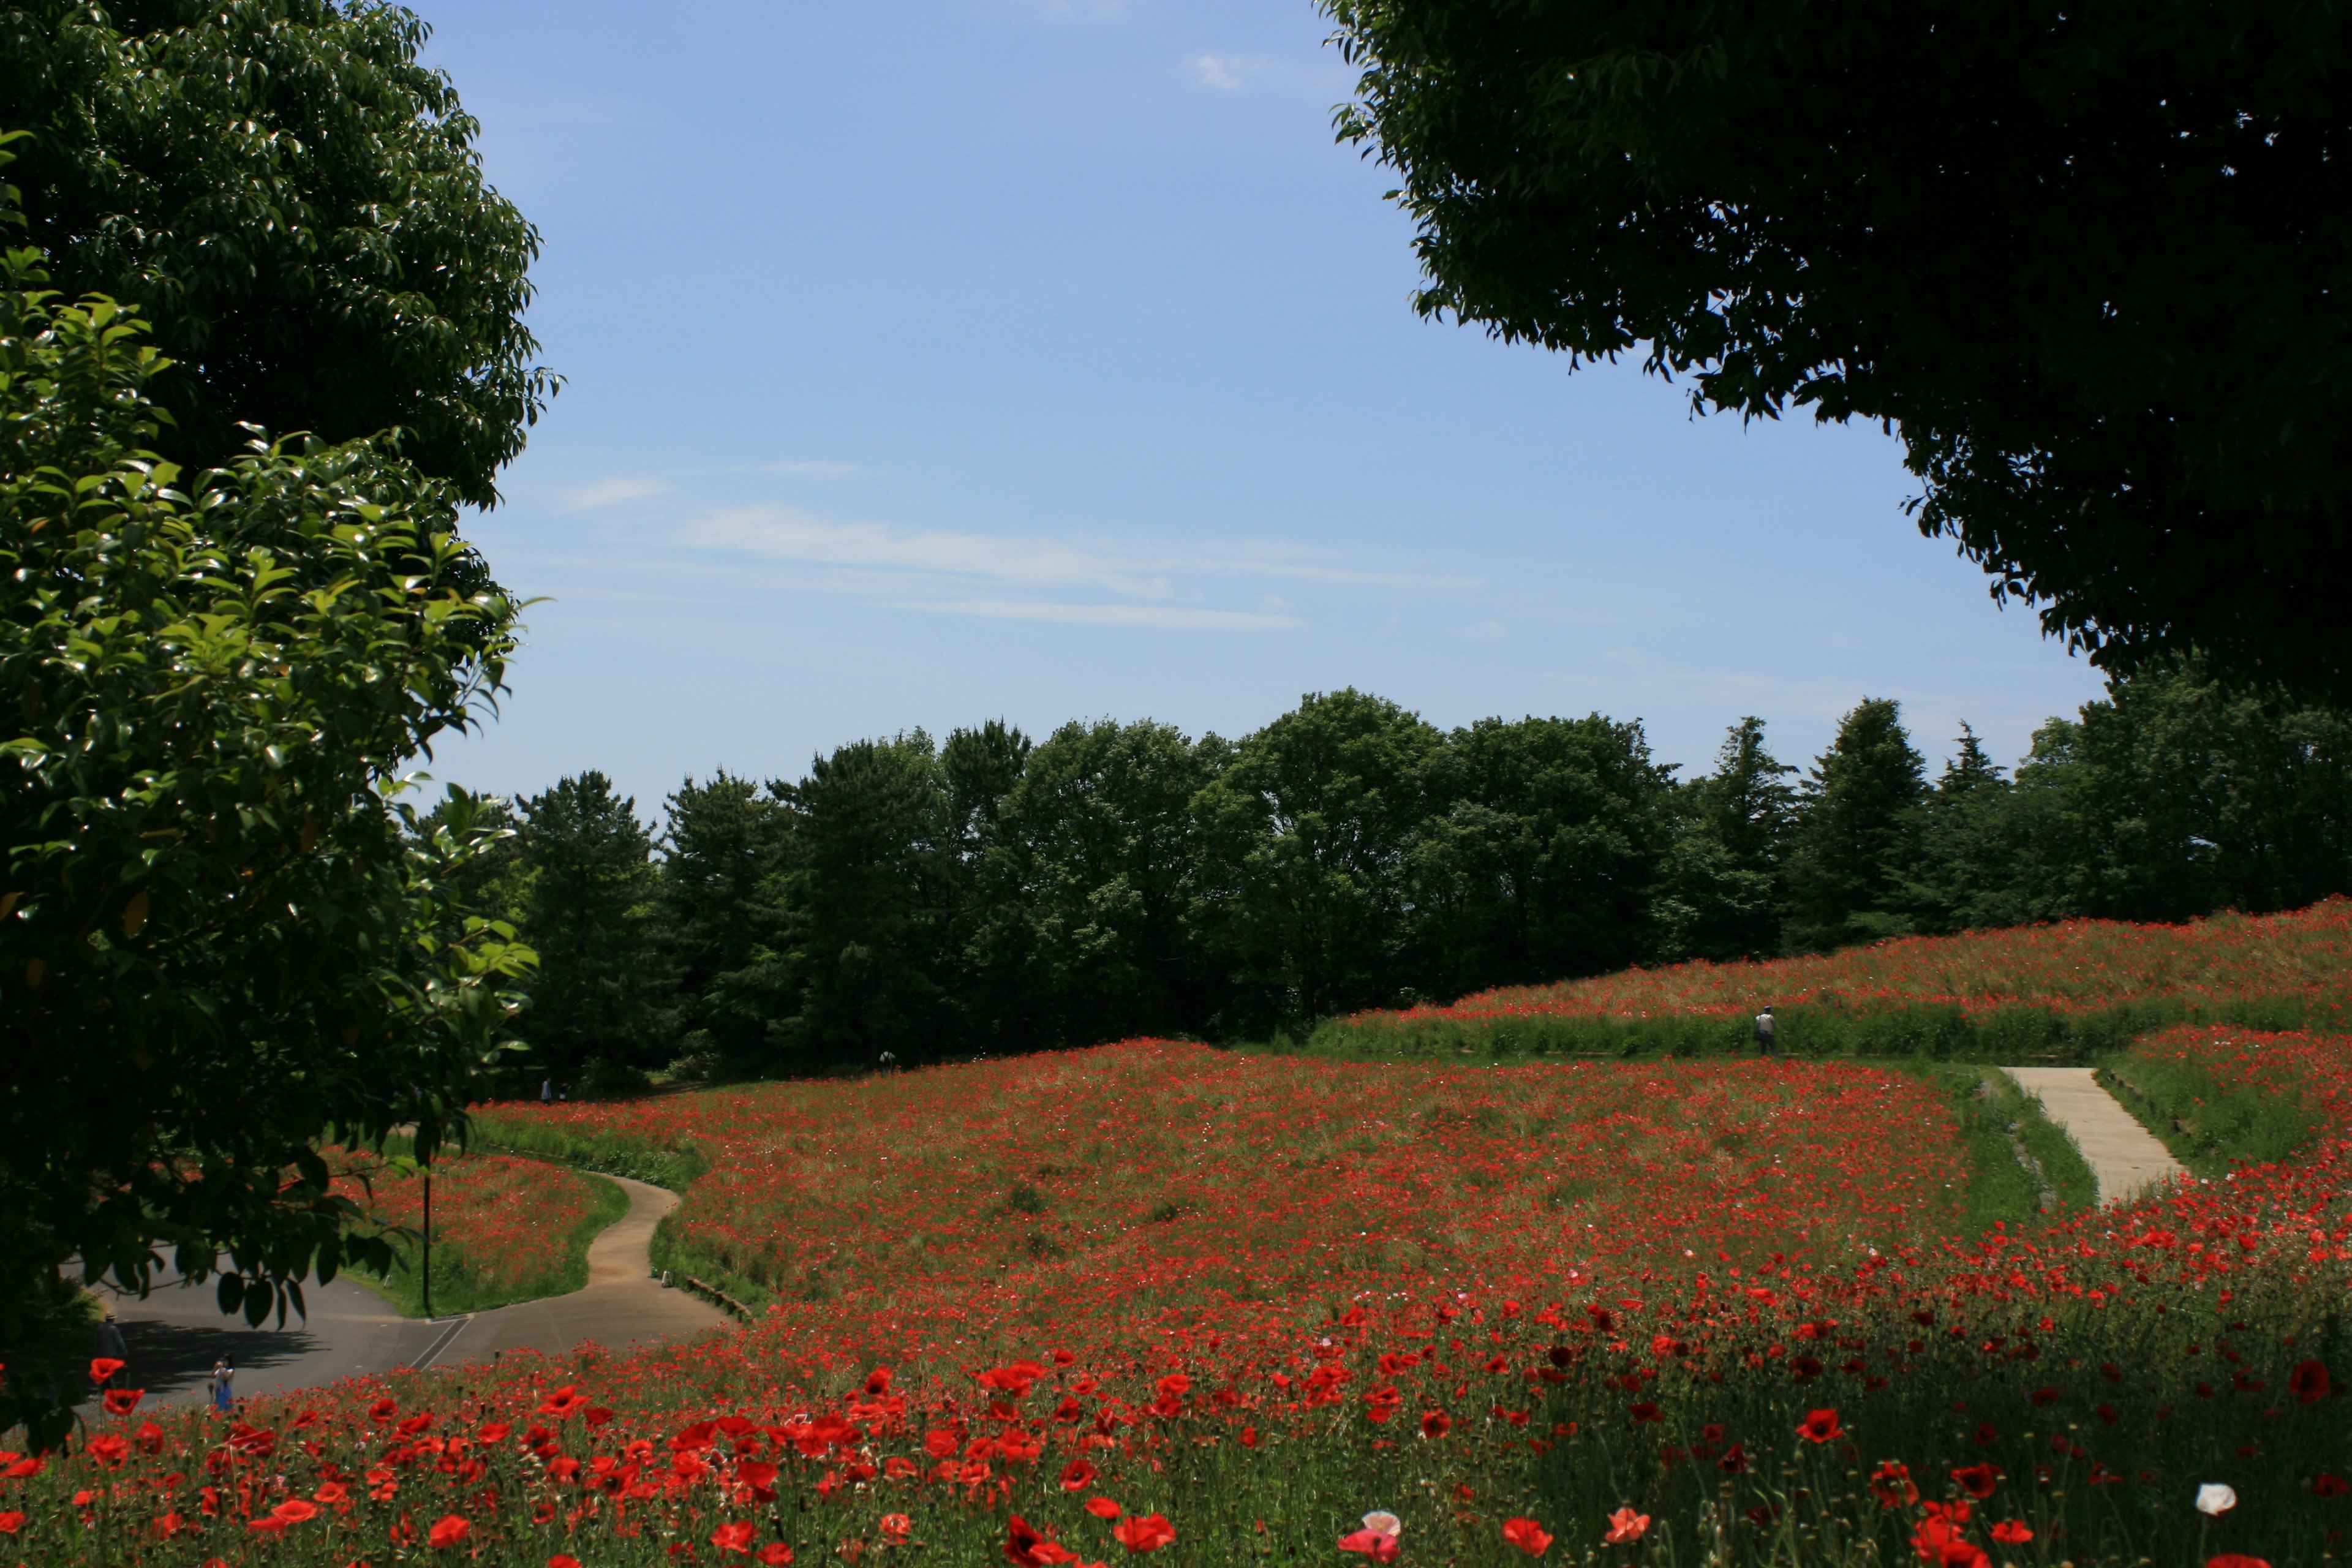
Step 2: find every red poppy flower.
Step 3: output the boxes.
[880,1515,911,1545]
[551,1558,582,1568]
[428,1515,471,1548]
[1627,1401,1662,1425]
[87,1358,124,1385]
[2315,1474,2350,1498]
[712,1520,758,1555]
[270,1499,319,1525]
[2291,1360,2334,1404]
[2208,1558,2273,1568]
[1085,1497,1123,1520]
[100,1388,142,1417]
[0,1514,22,1536]
[1006,1515,1077,1567]
[134,1421,164,1455]
[1796,1409,1844,1444]
[1502,1517,1553,1556]
[1339,1528,1401,1562]
[1421,1411,1452,1439]
[369,1398,399,1423]
[1114,1513,1175,1553]
[1991,1522,2034,1545]
[1060,1458,1098,1492]
[1951,1464,2000,1500]
[758,1549,796,1567]
[1605,1508,1651,1545]
[1871,1461,1919,1509]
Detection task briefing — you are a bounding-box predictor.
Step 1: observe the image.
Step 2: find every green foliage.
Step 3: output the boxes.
[0,0,551,506]
[1653,717,1795,960]
[468,1110,710,1195]
[0,147,529,1443]
[2098,1052,2330,1180]
[1323,0,2352,702]
[1190,689,1442,1027]
[1913,1065,2099,1235]
[1782,698,1928,951]
[972,717,1221,1051]
[660,772,791,1080]
[513,772,677,1091]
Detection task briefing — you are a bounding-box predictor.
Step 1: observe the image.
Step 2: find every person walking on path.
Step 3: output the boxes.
[541,1077,554,1107]
[208,1359,235,1417]
[92,1311,129,1387]
[1754,1006,1777,1057]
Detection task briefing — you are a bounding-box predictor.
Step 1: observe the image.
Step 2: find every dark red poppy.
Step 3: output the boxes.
[1951,1464,2000,1500]
[1005,1515,1076,1567]
[1796,1409,1843,1444]
[2291,1360,2334,1404]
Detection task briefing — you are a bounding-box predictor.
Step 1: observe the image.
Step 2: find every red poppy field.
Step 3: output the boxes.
[1317,901,2352,1058]
[325,1152,628,1318]
[9,930,2352,1566]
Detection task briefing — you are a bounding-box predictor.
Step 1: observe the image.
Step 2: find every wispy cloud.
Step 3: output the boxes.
[891,600,1298,631]
[557,475,668,513]
[678,503,1469,631]
[1183,50,1353,97]
[690,507,1175,597]
[1186,52,1270,92]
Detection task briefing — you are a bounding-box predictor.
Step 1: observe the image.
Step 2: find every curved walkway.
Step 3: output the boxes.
[91,1175,726,1406]
[433,1175,728,1368]
[2003,1066,2185,1206]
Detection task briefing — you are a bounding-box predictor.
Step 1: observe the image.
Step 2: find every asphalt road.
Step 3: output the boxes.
[86,1175,729,1408]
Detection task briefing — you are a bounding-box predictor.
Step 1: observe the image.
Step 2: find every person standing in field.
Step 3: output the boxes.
[92,1311,129,1386]
[541,1077,554,1107]
[1755,1006,1777,1057]
[208,1359,235,1417]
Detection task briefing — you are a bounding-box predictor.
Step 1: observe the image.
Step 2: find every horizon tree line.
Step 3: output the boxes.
[447,657,2352,1091]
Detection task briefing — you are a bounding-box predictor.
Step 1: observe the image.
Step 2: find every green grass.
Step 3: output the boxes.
[1298,992,2335,1065]
[467,1113,710,1192]
[2096,1051,2327,1180]
[347,1170,630,1319]
[1905,1063,2101,1233]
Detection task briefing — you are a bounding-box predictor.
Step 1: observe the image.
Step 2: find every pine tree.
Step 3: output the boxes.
[1782,699,1928,951]
[514,773,677,1091]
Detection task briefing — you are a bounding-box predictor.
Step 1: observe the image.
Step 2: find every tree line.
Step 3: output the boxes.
[459,659,2352,1090]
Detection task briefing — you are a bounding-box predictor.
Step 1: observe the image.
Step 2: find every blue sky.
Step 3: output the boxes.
[421,0,2109,819]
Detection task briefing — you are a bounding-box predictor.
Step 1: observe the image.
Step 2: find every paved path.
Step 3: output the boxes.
[435,1175,728,1367]
[2004,1066,2186,1206]
[91,1175,727,1406]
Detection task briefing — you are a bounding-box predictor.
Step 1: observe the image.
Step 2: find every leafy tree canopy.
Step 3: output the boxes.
[0,0,551,505]
[1324,0,2352,698]
[0,141,528,1444]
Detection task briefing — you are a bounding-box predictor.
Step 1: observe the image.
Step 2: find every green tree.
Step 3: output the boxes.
[1191,690,1439,1031]
[0,184,527,1444]
[971,718,1219,1049]
[1654,717,1796,960]
[1782,698,1928,950]
[659,772,790,1079]
[1406,714,1675,995]
[1899,725,2038,934]
[2005,663,2352,922]
[1324,1,2352,700]
[775,733,962,1066]
[514,773,674,1091]
[1,1,551,505]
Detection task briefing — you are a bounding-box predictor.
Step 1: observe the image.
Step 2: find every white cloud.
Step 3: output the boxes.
[557,475,668,513]
[1186,52,1268,92]
[892,600,1298,631]
[688,507,1175,597]
[1463,619,1507,643]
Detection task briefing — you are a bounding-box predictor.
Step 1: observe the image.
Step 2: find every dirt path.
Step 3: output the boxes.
[94,1175,728,1404]
[2003,1066,2185,1205]
[432,1175,729,1367]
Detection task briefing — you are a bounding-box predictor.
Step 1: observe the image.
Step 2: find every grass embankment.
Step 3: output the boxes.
[466,1109,747,1310]
[2099,1023,2348,1178]
[333,1144,631,1318]
[1309,899,2352,1063]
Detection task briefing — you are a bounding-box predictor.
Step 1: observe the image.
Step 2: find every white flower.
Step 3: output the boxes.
[1362,1512,1403,1537]
[2196,1483,2238,1516]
